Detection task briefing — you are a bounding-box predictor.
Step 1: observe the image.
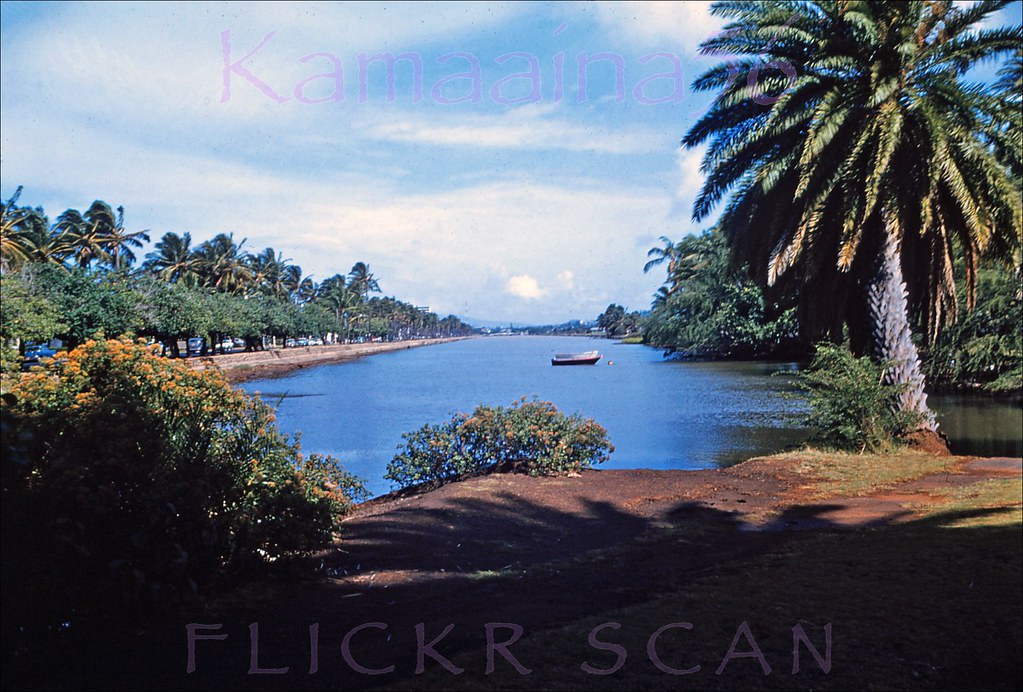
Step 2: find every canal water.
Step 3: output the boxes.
[240,336,1022,497]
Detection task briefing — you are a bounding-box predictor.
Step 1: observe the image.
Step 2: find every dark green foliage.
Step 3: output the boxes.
[1,338,366,638]
[385,399,614,490]
[793,342,925,452]
[642,230,800,358]
[22,264,141,347]
[924,264,1022,393]
[596,303,641,338]
[0,271,66,370]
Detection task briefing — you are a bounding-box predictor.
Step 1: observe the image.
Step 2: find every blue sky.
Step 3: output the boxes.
[1,1,1019,325]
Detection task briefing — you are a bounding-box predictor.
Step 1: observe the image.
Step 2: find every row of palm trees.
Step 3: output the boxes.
[1,190,151,273]
[679,0,1020,431]
[1,190,380,308]
[1,191,471,344]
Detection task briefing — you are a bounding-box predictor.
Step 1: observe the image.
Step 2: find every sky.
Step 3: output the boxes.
[1,1,1019,325]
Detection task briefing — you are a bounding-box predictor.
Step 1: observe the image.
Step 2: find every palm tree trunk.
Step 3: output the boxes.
[867,214,937,432]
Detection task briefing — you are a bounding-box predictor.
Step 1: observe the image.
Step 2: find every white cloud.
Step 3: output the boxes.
[362,110,663,154]
[670,145,708,223]
[556,270,574,289]
[592,1,724,53]
[505,275,546,300]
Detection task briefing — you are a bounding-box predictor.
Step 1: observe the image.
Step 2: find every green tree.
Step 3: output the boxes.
[1,187,52,271]
[143,231,201,285]
[923,261,1022,392]
[99,205,150,270]
[249,247,294,300]
[643,230,798,358]
[597,303,640,338]
[29,265,141,347]
[134,278,211,357]
[684,1,1021,431]
[194,233,253,293]
[643,235,682,275]
[0,271,66,369]
[54,208,109,270]
[317,274,360,341]
[347,261,380,301]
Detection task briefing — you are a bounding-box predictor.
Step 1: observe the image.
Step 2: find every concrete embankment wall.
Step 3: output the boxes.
[188,337,469,382]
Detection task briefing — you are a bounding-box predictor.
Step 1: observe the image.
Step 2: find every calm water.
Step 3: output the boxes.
[240,336,1022,497]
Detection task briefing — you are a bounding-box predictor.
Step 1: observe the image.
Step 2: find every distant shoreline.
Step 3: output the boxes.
[187,336,472,383]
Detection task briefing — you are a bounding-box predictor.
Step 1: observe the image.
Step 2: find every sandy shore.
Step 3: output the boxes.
[187,336,470,383]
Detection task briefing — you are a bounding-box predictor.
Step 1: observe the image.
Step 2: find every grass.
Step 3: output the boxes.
[779,448,964,498]
[931,478,1023,528]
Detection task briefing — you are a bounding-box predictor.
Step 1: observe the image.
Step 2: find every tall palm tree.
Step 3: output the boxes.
[195,233,252,293]
[56,208,109,270]
[281,264,315,304]
[249,247,293,299]
[23,216,70,267]
[643,236,682,275]
[100,205,150,270]
[143,231,200,284]
[317,273,360,340]
[347,261,380,301]
[1,187,52,271]
[684,1,1021,430]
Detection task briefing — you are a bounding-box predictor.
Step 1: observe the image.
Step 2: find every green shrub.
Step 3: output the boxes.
[793,342,924,453]
[385,398,614,490]
[1,337,366,637]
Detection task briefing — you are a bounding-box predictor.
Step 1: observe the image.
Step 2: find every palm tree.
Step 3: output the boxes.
[317,273,360,341]
[56,208,109,270]
[1,187,52,271]
[684,1,1021,431]
[250,247,293,299]
[23,216,70,267]
[347,261,380,301]
[143,231,200,284]
[194,233,253,293]
[100,205,150,270]
[281,264,316,304]
[643,236,682,275]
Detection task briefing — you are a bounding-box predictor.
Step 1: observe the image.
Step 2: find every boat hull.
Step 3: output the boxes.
[551,354,601,366]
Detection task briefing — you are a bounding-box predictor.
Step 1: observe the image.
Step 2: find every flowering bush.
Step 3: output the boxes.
[385,398,614,490]
[1,337,365,633]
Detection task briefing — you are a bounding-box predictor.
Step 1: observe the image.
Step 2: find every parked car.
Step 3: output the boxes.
[219,339,234,352]
[308,337,324,346]
[285,338,297,347]
[21,343,58,370]
[187,337,204,356]
[296,338,309,347]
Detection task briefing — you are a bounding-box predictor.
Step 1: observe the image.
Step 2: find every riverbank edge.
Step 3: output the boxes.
[186,336,472,383]
[351,447,1023,516]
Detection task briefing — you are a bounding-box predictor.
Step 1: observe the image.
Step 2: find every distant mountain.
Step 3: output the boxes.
[456,316,533,329]
[457,316,597,333]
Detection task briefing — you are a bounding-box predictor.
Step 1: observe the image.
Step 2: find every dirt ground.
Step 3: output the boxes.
[6,452,1021,691]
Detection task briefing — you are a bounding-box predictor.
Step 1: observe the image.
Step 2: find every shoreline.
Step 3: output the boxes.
[187,336,471,383]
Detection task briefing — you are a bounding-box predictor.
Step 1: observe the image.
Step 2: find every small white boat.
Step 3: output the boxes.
[551,350,601,366]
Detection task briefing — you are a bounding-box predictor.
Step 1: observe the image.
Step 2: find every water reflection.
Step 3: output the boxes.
[930,393,1023,457]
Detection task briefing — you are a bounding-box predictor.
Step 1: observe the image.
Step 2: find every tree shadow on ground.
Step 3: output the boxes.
[4,490,1020,691]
